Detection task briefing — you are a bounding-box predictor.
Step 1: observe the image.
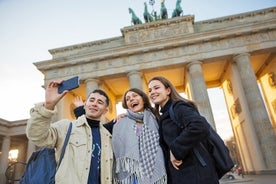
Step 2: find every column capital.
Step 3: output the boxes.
[186,61,202,68]
[233,53,250,62]
[127,70,143,90]
[2,135,11,139]
[127,71,142,77]
[85,78,100,84]
[85,78,101,99]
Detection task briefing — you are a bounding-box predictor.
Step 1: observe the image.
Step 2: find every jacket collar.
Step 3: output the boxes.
[160,99,172,114]
[75,115,111,137]
[75,115,105,127]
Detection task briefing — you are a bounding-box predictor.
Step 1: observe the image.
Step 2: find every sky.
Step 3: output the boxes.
[0,0,275,140]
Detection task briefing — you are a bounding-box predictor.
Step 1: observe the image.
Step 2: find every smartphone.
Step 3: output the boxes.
[58,76,79,94]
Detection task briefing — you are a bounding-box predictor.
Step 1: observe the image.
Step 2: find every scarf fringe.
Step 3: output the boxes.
[115,157,140,174]
[114,172,139,184]
[114,157,167,184]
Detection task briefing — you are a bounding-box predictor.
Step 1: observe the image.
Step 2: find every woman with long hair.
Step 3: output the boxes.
[112,88,167,184]
[148,76,219,184]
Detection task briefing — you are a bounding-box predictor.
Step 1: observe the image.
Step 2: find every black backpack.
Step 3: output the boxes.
[169,102,234,179]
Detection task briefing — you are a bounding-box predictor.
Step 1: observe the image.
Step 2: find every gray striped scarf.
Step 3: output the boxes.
[112,109,167,184]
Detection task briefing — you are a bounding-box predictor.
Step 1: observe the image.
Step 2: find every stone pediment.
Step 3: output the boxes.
[121,15,194,44]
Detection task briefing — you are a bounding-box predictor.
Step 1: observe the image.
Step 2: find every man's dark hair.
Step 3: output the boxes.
[92,89,110,107]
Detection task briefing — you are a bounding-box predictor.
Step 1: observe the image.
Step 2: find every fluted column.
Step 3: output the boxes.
[127,71,143,90]
[233,53,276,170]
[85,79,100,99]
[0,136,11,184]
[186,61,216,130]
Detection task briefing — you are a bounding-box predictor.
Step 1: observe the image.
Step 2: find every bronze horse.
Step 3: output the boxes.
[172,0,183,18]
[143,2,153,22]
[129,8,142,25]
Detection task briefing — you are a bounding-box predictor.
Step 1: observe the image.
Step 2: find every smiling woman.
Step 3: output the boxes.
[112,88,167,184]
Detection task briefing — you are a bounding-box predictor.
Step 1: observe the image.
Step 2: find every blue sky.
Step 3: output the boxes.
[0,0,275,139]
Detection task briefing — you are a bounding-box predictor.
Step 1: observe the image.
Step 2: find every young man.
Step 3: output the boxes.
[26,80,113,184]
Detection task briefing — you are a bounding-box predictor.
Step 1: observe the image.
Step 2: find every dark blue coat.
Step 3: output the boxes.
[159,100,219,184]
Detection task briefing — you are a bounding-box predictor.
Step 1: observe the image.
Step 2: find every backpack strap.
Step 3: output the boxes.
[169,103,176,122]
[57,122,72,168]
[169,101,184,128]
[169,103,207,167]
[193,145,207,167]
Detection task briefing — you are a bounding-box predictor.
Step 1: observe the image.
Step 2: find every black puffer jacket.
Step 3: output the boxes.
[159,100,219,184]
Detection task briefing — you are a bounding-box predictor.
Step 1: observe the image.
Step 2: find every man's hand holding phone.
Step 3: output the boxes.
[58,76,79,94]
[44,76,79,110]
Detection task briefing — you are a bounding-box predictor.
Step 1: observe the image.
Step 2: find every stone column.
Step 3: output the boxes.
[230,62,258,172]
[15,144,25,181]
[233,53,276,171]
[0,136,11,184]
[186,61,216,130]
[127,71,143,90]
[85,79,100,99]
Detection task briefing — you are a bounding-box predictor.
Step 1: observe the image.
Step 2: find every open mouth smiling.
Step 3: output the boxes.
[131,103,139,108]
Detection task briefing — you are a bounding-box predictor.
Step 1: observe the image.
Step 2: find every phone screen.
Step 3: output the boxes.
[58,76,79,94]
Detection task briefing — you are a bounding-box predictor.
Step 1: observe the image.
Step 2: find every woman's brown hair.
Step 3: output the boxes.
[122,88,160,119]
[148,76,197,113]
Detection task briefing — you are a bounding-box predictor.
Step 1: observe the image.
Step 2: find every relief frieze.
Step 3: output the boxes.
[126,22,193,44]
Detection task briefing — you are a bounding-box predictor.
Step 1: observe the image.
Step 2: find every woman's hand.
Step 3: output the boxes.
[73,96,84,108]
[170,150,183,170]
[113,113,126,122]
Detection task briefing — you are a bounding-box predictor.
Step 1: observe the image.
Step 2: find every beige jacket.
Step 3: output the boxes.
[26,103,113,184]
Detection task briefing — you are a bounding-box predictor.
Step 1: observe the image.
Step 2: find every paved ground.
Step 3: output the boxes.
[220,174,276,184]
